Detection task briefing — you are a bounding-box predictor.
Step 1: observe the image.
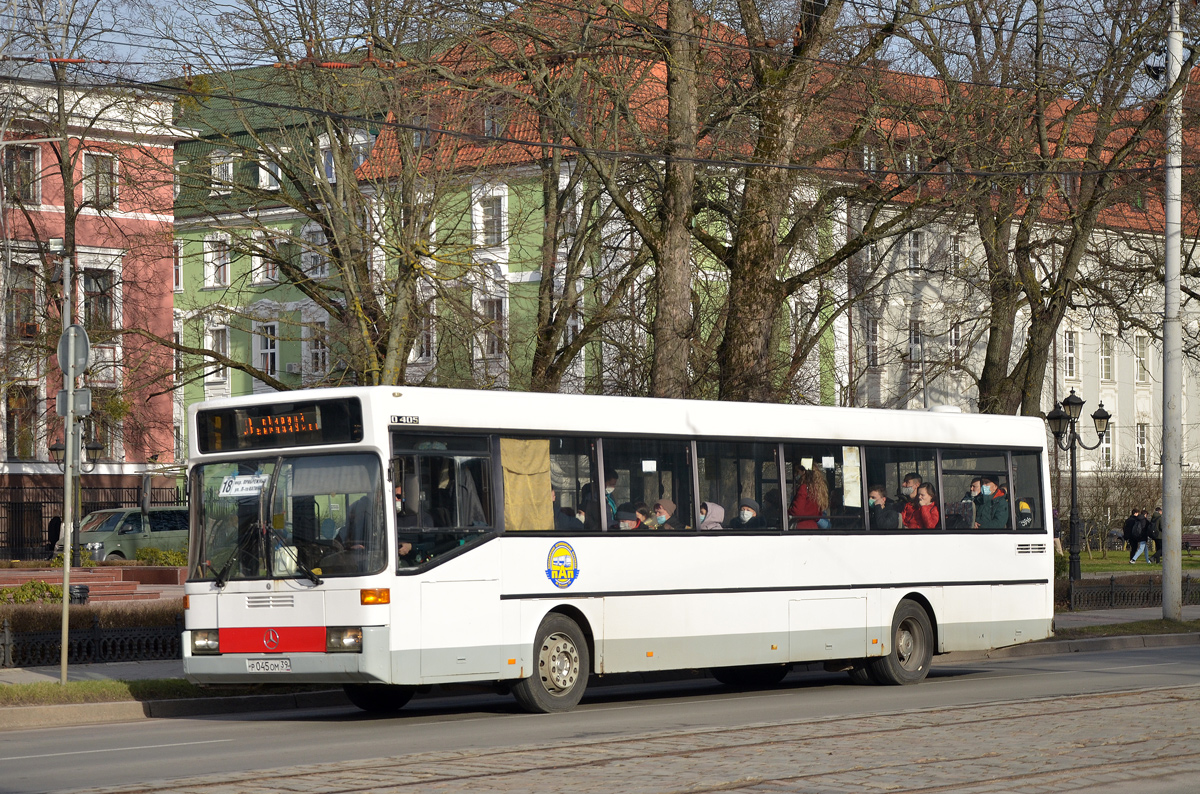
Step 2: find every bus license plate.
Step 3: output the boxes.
[246,658,291,673]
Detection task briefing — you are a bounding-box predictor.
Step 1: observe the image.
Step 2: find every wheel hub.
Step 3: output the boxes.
[539,632,580,692]
[896,622,916,667]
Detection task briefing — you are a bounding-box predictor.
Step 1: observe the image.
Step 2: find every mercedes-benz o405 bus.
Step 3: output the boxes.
[183,387,1053,713]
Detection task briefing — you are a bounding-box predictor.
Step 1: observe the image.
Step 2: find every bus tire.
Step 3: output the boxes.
[868,600,934,685]
[711,664,789,689]
[343,683,415,713]
[512,613,589,713]
[847,663,874,685]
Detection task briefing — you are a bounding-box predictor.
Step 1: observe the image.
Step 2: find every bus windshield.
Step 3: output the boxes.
[189,453,387,582]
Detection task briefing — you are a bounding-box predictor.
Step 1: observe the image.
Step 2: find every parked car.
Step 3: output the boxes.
[53,506,188,561]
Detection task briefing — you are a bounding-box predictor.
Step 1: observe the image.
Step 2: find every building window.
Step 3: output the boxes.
[173,243,184,292]
[411,116,431,149]
[908,320,924,371]
[1064,330,1077,379]
[88,389,119,461]
[205,236,230,287]
[5,385,37,460]
[83,152,116,208]
[256,322,277,377]
[3,146,39,203]
[949,232,966,273]
[1100,334,1114,381]
[483,105,506,137]
[207,326,228,381]
[416,308,434,361]
[258,155,280,190]
[1136,335,1150,383]
[308,321,329,375]
[865,317,879,369]
[1137,423,1149,468]
[209,150,233,195]
[1060,170,1079,199]
[949,323,963,363]
[5,264,37,339]
[479,195,503,247]
[1100,422,1114,469]
[252,234,279,284]
[302,227,328,278]
[83,270,115,333]
[173,330,183,376]
[862,145,878,174]
[481,297,505,357]
[907,231,923,273]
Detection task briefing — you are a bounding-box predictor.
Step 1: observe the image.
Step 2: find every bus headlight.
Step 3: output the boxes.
[191,630,220,655]
[326,627,363,653]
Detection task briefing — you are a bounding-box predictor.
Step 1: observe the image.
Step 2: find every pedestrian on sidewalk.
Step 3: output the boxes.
[1148,507,1163,564]
[1129,509,1149,563]
[1122,509,1140,561]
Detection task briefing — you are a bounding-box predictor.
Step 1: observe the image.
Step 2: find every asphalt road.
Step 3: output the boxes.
[4,645,1200,794]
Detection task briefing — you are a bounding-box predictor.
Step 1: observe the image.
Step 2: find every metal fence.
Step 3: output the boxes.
[1067,575,1200,611]
[0,486,185,560]
[0,615,183,667]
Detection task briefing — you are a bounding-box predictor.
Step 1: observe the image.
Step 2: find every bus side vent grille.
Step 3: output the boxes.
[246,594,295,609]
[1016,543,1047,555]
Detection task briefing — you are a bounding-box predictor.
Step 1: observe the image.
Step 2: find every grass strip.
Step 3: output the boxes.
[0,679,334,708]
[1050,618,1200,640]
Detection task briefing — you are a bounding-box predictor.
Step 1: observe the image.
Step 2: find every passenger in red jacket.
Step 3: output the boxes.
[902,483,941,529]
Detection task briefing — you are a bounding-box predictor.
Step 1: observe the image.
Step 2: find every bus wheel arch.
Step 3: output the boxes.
[868,597,935,685]
[545,604,596,672]
[512,610,591,713]
[897,592,939,652]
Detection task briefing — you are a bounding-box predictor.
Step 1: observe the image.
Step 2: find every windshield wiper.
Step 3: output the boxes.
[267,527,324,586]
[212,522,261,589]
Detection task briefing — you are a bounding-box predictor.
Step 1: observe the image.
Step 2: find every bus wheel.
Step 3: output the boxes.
[869,600,933,685]
[512,614,589,713]
[711,664,789,689]
[847,663,874,685]
[343,684,415,713]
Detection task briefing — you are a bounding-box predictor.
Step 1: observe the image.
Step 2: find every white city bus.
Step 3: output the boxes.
[183,386,1054,713]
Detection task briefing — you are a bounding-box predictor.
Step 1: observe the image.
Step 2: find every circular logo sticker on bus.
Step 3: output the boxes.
[545,541,579,589]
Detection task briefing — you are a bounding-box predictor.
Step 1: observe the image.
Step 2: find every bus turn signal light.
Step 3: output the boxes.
[360,588,390,605]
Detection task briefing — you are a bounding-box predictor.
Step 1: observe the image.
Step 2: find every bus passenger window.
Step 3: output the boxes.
[600,438,694,530]
[696,441,780,530]
[939,450,1010,530]
[863,447,939,530]
[1011,453,1043,530]
[782,444,863,530]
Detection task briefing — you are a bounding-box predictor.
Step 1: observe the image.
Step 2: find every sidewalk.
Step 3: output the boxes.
[1054,604,1200,628]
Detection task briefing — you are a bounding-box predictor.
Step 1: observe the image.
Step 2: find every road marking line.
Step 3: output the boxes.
[2,738,233,762]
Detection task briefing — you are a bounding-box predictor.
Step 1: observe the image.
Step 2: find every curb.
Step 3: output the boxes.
[3,632,1198,731]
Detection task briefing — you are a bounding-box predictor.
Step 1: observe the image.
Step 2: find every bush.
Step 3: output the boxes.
[1054,551,1069,580]
[0,580,63,605]
[134,547,188,567]
[0,598,183,632]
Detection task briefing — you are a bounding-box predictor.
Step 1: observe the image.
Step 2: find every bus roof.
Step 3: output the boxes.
[189,386,1048,452]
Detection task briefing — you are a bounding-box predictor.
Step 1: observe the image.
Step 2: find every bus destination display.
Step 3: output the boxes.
[196,399,363,453]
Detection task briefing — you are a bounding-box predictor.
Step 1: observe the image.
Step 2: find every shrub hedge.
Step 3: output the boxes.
[0,598,184,632]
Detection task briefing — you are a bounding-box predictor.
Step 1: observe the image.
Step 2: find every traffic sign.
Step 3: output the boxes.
[55,388,91,417]
[56,324,90,379]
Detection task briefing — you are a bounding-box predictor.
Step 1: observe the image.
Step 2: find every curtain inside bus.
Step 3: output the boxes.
[501,438,554,531]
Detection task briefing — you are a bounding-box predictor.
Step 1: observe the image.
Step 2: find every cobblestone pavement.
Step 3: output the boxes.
[77,684,1200,794]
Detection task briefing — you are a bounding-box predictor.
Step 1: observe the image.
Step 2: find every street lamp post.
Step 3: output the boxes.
[1046,389,1112,582]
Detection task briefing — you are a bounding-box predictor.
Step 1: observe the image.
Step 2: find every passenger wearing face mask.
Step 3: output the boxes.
[868,485,902,529]
[699,501,725,530]
[652,498,685,530]
[897,472,922,508]
[729,497,766,529]
[974,475,1010,529]
[615,509,642,530]
[581,468,620,530]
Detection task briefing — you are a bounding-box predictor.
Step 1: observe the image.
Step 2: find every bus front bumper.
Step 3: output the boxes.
[182,626,392,685]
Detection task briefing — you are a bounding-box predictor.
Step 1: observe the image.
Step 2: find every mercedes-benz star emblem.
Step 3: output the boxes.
[263,628,280,650]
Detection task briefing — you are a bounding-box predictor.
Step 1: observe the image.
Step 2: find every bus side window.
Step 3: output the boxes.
[1011,452,1042,530]
[940,450,1010,530]
[601,437,694,530]
[782,444,862,530]
[863,447,939,530]
[696,441,780,530]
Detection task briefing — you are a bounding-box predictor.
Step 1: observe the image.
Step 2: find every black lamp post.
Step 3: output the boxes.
[1047,388,1112,581]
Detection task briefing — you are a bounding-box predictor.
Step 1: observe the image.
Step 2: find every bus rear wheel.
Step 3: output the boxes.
[711,664,790,689]
[512,613,589,713]
[343,683,415,713]
[868,600,933,685]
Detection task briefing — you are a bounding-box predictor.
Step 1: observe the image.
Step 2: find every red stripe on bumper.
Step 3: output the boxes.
[220,626,325,653]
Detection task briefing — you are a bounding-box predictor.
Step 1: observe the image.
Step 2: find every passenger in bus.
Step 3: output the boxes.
[582,469,619,530]
[394,482,432,529]
[974,475,1010,529]
[760,488,783,529]
[962,477,982,505]
[897,472,923,508]
[699,502,725,530]
[730,497,765,528]
[903,483,940,529]
[635,502,654,529]
[788,469,830,529]
[868,485,902,529]
[552,489,585,530]
[652,498,684,530]
[616,509,641,530]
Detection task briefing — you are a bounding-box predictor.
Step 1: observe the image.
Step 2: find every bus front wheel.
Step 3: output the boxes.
[512,613,590,713]
[868,600,933,685]
[343,683,415,713]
